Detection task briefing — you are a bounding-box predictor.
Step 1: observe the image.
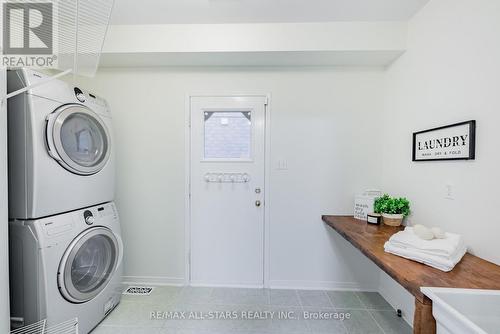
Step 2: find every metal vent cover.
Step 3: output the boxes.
[123,286,154,296]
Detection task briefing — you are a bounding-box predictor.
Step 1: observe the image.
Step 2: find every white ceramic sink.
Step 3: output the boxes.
[421,287,500,334]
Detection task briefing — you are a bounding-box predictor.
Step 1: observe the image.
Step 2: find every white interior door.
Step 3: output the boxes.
[190,96,266,287]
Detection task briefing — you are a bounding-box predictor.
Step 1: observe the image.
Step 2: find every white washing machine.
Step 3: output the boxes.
[7,69,115,219]
[9,202,124,334]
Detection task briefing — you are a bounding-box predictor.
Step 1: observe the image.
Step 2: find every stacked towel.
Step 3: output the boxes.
[384,227,467,272]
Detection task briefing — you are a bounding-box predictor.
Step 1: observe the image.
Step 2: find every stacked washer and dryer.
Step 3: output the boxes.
[7,69,123,333]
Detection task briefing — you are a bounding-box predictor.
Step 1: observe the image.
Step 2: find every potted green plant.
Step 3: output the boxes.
[374,194,411,226]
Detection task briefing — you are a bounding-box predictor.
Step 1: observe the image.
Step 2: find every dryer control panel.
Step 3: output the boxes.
[73,86,108,110]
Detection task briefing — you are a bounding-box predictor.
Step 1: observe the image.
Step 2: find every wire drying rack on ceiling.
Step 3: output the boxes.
[2,0,115,101]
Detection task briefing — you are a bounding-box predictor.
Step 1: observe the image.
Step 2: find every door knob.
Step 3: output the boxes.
[255,200,261,207]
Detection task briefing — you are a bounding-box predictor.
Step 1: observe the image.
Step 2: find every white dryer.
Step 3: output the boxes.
[9,202,124,334]
[7,69,115,219]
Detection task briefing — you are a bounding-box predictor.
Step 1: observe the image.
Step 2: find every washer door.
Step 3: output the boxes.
[58,227,119,303]
[47,104,111,175]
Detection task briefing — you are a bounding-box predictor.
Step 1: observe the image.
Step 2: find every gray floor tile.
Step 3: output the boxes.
[343,310,384,334]
[303,308,347,334]
[297,290,333,308]
[159,329,230,334]
[232,317,274,333]
[162,303,243,332]
[269,306,309,333]
[99,300,166,328]
[122,286,184,305]
[155,330,178,334]
[176,287,214,304]
[210,287,270,305]
[230,305,276,332]
[269,289,301,307]
[91,326,165,333]
[370,310,412,334]
[327,291,364,309]
[162,330,271,334]
[355,292,393,310]
[94,287,397,334]
[211,287,268,296]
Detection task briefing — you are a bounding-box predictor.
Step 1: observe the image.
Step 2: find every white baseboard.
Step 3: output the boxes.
[121,276,378,292]
[190,282,264,289]
[268,280,378,292]
[122,276,185,287]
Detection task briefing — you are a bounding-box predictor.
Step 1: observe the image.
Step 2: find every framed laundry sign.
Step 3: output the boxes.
[413,120,476,161]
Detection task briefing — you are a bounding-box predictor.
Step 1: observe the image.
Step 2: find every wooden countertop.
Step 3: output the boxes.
[322,215,500,304]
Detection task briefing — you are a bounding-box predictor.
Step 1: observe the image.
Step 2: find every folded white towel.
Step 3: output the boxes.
[388,227,464,258]
[384,242,467,272]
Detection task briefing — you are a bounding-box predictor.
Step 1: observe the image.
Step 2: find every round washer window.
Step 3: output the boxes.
[71,234,115,295]
[60,112,108,167]
[58,227,119,303]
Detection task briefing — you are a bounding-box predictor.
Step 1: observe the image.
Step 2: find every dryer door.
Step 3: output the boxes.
[47,104,111,175]
[58,227,120,303]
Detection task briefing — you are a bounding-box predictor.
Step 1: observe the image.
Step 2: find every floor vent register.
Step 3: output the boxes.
[122,286,155,295]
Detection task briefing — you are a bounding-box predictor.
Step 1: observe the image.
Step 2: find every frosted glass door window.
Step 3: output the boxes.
[204,111,252,159]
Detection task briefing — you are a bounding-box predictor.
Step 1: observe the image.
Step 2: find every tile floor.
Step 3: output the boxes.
[92,287,412,334]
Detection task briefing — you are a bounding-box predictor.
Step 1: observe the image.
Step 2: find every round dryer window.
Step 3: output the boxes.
[48,104,111,175]
[58,227,119,303]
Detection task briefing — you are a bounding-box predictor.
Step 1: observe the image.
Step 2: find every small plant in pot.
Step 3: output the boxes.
[374,194,410,227]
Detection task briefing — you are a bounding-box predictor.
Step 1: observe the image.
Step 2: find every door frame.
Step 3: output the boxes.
[184,93,271,288]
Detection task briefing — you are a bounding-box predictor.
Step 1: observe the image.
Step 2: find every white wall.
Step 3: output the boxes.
[379,0,500,324]
[101,22,407,67]
[383,0,500,267]
[104,22,407,53]
[76,67,385,289]
[0,69,10,332]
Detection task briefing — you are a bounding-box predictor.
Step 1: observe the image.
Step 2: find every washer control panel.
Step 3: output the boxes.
[37,203,119,244]
[80,203,119,227]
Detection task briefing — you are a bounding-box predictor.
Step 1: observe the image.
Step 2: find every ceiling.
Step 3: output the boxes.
[111,0,430,25]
